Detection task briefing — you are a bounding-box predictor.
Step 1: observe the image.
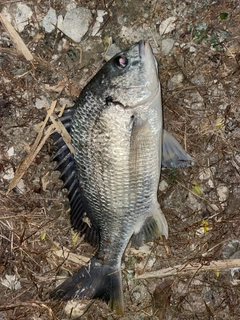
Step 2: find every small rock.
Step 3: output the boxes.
[57,14,64,31]
[17,179,26,193]
[222,240,240,280]
[3,167,14,180]
[187,192,202,211]
[35,96,49,109]
[92,10,107,36]
[41,8,57,33]
[159,179,169,191]
[217,184,229,205]
[64,300,90,318]
[66,2,77,11]
[168,73,184,89]
[59,98,73,109]
[105,43,121,61]
[60,7,92,43]
[159,16,177,35]
[96,10,107,23]
[199,168,214,188]
[161,38,175,55]
[184,91,204,109]
[2,4,33,33]
[14,3,33,32]
[189,45,196,53]
[7,147,14,157]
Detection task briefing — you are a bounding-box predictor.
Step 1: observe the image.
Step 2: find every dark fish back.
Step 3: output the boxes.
[51,108,99,247]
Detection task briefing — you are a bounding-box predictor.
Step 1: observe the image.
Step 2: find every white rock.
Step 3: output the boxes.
[189,46,196,53]
[41,8,57,33]
[3,168,14,180]
[1,7,12,25]
[7,147,14,157]
[217,185,229,203]
[161,38,175,55]
[159,179,169,191]
[17,179,26,193]
[199,168,214,188]
[96,10,107,23]
[66,2,77,11]
[187,192,202,211]
[57,14,64,31]
[35,96,49,109]
[92,21,101,36]
[92,10,107,36]
[159,16,177,35]
[60,7,92,43]
[184,91,204,109]
[105,43,121,61]
[64,300,89,318]
[168,73,184,89]
[14,3,33,32]
[59,98,73,108]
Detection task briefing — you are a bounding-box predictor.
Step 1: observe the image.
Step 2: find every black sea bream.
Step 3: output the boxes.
[50,40,191,314]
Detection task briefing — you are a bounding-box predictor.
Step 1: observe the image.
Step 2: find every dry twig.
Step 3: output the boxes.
[135,259,240,279]
[0,12,33,61]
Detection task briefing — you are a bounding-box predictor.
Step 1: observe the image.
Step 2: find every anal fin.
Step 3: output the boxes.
[131,204,168,247]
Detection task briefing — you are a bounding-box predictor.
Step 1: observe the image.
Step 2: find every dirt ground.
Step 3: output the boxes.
[1,0,240,319]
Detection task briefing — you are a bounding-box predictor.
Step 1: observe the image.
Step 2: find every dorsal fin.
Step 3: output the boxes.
[51,108,99,247]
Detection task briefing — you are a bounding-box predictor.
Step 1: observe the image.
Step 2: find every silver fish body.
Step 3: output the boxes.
[71,40,167,259]
[50,40,191,314]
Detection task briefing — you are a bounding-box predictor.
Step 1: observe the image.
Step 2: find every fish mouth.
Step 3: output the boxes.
[138,40,152,59]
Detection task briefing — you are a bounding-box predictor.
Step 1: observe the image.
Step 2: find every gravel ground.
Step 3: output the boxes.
[1,0,240,319]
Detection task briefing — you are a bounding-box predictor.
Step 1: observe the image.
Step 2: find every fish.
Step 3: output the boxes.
[50,40,191,314]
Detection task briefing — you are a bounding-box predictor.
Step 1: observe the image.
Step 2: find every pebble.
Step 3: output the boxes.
[64,300,89,318]
[217,184,229,207]
[184,91,204,109]
[105,43,121,61]
[187,192,202,211]
[2,4,33,33]
[59,7,92,43]
[14,3,33,32]
[41,7,57,33]
[92,10,107,36]
[199,168,214,188]
[7,147,14,157]
[3,167,14,180]
[168,72,184,89]
[35,96,49,109]
[161,38,175,55]
[159,179,169,191]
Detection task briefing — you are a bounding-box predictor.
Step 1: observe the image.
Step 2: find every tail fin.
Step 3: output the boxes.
[50,257,124,314]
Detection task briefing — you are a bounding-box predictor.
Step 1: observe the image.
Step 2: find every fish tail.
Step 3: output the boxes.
[50,256,124,314]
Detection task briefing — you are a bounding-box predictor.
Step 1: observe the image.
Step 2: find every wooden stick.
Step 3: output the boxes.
[7,101,57,193]
[135,259,240,279]
[0,12,33,61]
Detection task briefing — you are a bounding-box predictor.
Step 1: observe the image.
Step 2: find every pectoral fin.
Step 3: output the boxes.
[162,130,192,168]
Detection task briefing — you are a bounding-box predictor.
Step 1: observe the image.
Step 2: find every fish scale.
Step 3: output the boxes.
[50,40,192,314]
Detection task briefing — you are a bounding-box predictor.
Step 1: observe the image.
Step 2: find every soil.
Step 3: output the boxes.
[0,0,240,319]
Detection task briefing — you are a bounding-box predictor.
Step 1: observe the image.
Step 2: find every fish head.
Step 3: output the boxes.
[89,40,160,108]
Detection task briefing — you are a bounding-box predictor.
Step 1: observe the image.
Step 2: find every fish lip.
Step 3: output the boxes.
[138,40,152,59]
[138,40,145,58]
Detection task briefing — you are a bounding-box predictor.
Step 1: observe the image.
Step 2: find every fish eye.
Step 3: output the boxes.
[113,56,128,69]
